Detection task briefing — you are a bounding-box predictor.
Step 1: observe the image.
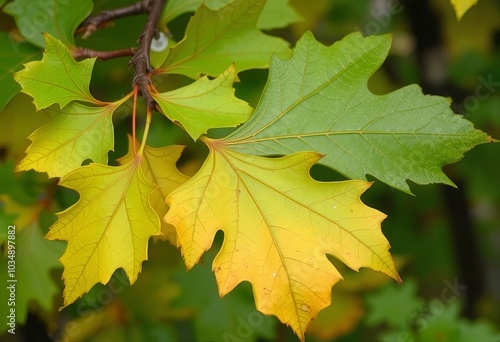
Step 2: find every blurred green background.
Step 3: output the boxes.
[1,0,499,341]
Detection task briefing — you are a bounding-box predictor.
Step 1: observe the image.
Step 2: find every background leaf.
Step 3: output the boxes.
[0,199,64,329]
[3,0,93,48]
[0,32,41,112]
[0,93,50,164]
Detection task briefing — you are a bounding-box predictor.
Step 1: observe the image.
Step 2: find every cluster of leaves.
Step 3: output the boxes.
[0,0,496,340]
[365,280,500,342]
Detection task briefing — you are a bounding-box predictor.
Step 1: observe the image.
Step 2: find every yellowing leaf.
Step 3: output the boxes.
[152,66,253,140]
[450,0,479,20]
[46,157,161,308]
[14,34,98,110]
[119,136,189,245]
[166,142,400,340]
[158,0,291,78]
[16,100,124,178]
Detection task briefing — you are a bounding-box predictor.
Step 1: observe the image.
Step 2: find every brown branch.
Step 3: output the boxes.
[72,47,137,60]
[129,0,165,109]
[77,0,152,39]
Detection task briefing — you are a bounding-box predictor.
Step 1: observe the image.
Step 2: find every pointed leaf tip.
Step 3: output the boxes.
[14,33,98,110]
[166,146,400,339]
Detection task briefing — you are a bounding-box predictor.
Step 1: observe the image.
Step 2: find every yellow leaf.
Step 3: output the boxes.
[450,0,478,20]
[118,136,189,245]
[46,156,161,308]
[166,141,400,340]
[16,101,121,178]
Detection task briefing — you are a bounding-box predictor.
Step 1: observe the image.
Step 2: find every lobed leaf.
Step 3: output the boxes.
[14,34,98,110]
[223,32,491,193]
[46,157,161,308]
[3,0,93,48]
[119,136,189,245]
[16,100,124,178]
[158,0,291,78]
[166,142,400,340]
[152,65,253,140]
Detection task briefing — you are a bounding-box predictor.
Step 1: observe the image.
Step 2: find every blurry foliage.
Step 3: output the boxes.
[0,0,499,341]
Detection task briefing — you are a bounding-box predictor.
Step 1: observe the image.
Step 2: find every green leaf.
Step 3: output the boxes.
[14,34,99,110]
[160,0,207,24]
[365,279,424,329]
[0,222,64,327]
[223,32,491,193]
[16,99,127,178]
[158,0,291,78]
[15,222,64,319]
[3,0,93,48]
[152,65,253,140]
[0,33,41,112]
[160,0,301,30]
[258,0,302,30]
[455,319,500,342]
